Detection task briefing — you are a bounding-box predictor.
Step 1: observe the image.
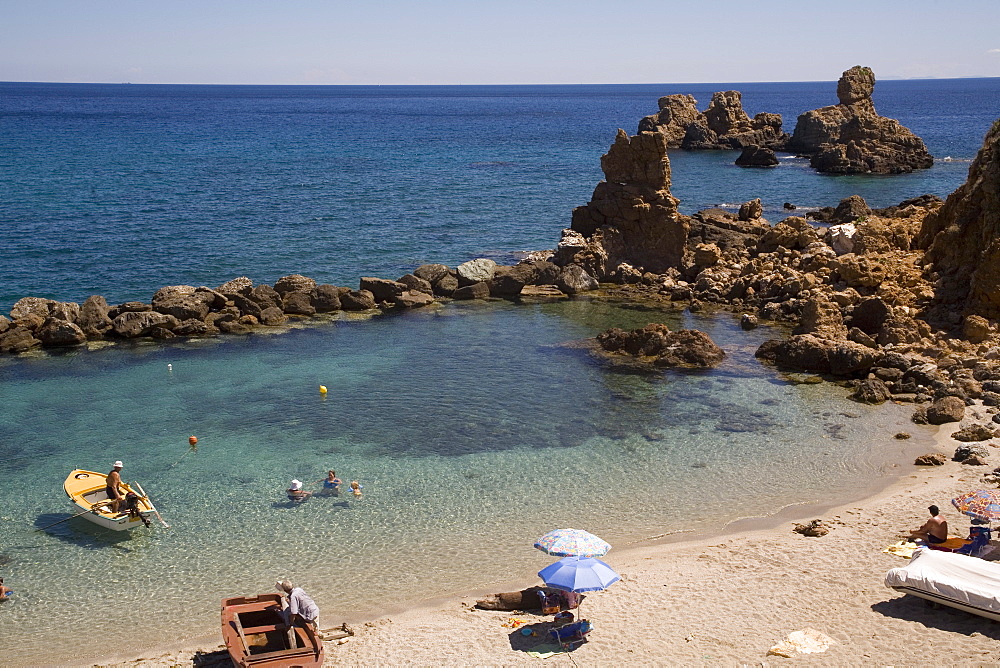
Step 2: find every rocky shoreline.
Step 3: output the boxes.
[4,83,1000,443]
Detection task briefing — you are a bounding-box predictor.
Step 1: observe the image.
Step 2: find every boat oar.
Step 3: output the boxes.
[133,481,170,528]
[36,507,99,531]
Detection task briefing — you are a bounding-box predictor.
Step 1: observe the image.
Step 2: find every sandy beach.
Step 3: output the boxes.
[94,407,1000,668]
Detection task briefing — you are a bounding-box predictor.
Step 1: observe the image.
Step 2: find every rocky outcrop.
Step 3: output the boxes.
[787,66,933,174]
[735,146,779,167]
[917,120,1000,319]
[568,130,688,278]
[640,92,788,151]
[596,323,725,368]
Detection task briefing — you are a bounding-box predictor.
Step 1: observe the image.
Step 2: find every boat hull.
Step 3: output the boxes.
[63,470,157,532]
[221,593,324,667]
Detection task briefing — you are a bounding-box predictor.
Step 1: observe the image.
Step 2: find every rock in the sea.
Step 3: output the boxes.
[457,259,497,286]
[851,378,891,404]
[637,94,701,146]
[9,297,55,323]
[0,326,41,353]
[340,290,377,311]
[151,285,215,321]
[359,277,407,304]
[735,146,779,167]
[555,264,599,294]
[596,323,725,368]
[281,291,316,316]
[77,295,113,339]
[392,290,435,308]
[787,66,933,174]
[310,284,342,313]
[926,396,965,424]
[453,282,491,300]
[569,129,688,277]
[740,314,758,331]
[273,274,317,295]
[217,276,254,295]
[413,263,451,284]
[918,119,1000,319]
[831,195,872,224]
[641,90,789,151]
[35,318,86,347]
[397,274,434,295]
[914,453,946,466]
[755,335,876,376]
[112,311,180,338]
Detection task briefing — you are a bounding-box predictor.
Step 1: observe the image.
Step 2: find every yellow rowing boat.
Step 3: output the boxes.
[63,469,158,531]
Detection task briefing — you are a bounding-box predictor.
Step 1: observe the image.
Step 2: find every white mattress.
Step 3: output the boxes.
[885,548,1000,613]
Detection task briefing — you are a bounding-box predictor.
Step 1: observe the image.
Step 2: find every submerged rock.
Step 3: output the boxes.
[596,323,725,368]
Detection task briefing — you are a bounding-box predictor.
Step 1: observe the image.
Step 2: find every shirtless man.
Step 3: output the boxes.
[106,461,124,513]
[909,504,948,544]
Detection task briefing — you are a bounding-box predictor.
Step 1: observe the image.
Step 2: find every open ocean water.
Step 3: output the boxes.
[0,79,997,663]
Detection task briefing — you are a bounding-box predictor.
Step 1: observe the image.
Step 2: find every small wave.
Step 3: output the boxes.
[938,156,972,163]
[469,161,515,168]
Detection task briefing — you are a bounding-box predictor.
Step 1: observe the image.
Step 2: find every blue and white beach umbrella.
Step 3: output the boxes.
[537,556,621,593]
[534,528,611,559]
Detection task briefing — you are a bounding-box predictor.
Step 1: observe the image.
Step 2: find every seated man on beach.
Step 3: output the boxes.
[909,504,948,544]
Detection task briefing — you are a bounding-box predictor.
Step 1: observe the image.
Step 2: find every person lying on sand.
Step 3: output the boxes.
[909,504,948,544]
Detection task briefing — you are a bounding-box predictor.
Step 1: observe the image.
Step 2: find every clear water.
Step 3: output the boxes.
[0,79,989,662]
[1,79,998,311]
[1,301,927,663]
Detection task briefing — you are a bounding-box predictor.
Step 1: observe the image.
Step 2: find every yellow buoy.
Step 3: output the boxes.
[319,385,328,395]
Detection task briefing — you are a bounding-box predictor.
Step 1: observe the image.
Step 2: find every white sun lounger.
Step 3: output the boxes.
[885,547,1000,621]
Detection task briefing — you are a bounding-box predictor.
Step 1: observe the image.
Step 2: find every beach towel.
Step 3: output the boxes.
[883,540,919,559]
[525,643,566,659]
[766,628,836,657]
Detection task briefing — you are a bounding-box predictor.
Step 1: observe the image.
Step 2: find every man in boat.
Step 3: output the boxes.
[106,461,125,513]
[276,579,320,631]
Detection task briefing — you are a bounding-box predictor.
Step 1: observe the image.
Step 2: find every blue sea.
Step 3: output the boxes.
[0,79,997,663]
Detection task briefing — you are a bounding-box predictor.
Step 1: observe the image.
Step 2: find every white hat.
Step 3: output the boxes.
[290,479,302,490]
[113,461,124,468]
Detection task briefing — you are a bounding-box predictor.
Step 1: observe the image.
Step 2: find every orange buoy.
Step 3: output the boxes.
[189,436,198,446]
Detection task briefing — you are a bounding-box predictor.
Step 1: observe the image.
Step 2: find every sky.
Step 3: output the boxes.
[2,0,998,85]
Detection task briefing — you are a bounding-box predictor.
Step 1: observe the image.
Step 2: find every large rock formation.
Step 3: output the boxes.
[567,130,688,277]
[596,323,725,368]
[639,91,788,151]
[787,66,933,174]
[917,120,1000,318]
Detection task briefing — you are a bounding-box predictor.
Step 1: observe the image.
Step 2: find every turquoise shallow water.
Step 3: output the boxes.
[0,299,929,663]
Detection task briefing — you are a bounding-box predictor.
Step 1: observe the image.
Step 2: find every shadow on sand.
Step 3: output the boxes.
[872,595,1000,639]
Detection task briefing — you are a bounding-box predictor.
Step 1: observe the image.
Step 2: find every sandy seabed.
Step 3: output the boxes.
[91,414,1000,667]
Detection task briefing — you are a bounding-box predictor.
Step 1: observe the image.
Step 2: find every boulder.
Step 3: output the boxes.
[954,443,990,462]
[793,520,830,537]
[735,146,779,167]
[738,198,764,221]
[964,315,992,344]
[77,296,113,339]
[849,298,891,336]
[693,243,722,268]
[238,286,276,311]
[340,290,377,311]
[787,66,933,174]
[555,265,599,294]
[217,276,254,295]
[359,277,407,303]
[914,453,947,466]
[596,323,725,368]
[281,291,316,316]
[0,315,9,334]
[828,223,857,255]
[258,307,288,326]
[457,259,498,287]
[151,285,214,321]
[679,91,788,151]
[413,264,452,284]
[851,378,891,404]
[926,396,965,424]
[952,424,998,442]
[35,318,86,347]
[0,327,41,353]
[488,266,529,297]
[831,195,872,224]
[453,282,491,300]
[111,311,179,338]
[433,274,459,297]
[310,284,342,313]
[392,290,435,308]
[227,293,264,319]
[794,297,847,340]
[108,301,151,320]
[9,296,55,322]
[397,274,434,295]
[637,94,701,146]
[273,274,317,295]
[755,335,876,376]
[740,314,758,330]
[173,318,211,337]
